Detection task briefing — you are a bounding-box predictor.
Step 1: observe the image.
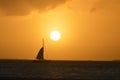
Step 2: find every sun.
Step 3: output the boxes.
[50,31,61,41]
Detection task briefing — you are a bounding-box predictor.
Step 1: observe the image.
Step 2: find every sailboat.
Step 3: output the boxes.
[36,46,44,60]
[36,39,45,61]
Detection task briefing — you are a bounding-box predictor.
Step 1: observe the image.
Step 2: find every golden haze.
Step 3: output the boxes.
[0,0,120,60]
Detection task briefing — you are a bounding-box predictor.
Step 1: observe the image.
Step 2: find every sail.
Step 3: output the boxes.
[36,47,44,60]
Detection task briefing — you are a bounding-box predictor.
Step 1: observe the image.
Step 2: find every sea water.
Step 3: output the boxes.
[0,60,120,79]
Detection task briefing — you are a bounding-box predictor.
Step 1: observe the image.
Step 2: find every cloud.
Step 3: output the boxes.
[90,0,120,12]
[67,0,120,13]
[0,0,68,16]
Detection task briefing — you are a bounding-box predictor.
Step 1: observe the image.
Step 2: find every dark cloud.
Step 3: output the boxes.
[0,0,68,16]
[91,0,120,12]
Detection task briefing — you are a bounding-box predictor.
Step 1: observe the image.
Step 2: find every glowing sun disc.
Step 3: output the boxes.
[50,31,61,41]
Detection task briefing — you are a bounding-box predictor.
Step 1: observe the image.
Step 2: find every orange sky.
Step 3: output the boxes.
[0,0,120,60]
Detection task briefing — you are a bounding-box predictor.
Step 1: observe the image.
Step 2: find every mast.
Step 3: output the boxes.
[42,38,44,60]
[42,38,44,49]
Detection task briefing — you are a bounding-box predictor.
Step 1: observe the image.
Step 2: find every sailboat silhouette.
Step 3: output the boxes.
[36,39,45,60]
[36,47,44,60]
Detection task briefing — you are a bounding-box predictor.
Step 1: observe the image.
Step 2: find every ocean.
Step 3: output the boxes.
[0,60,120,79]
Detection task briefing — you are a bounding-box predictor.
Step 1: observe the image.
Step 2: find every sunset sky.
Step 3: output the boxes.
[0,0,120,60]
